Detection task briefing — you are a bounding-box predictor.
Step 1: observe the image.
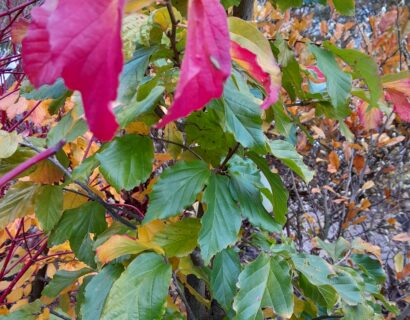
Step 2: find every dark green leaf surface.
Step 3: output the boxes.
[199,174,241,263]
[144,161,211,222]
[97,135,154,192]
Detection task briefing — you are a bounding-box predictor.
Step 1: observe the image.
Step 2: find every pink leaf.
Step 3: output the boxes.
[22,0,124,141]
[357,101,383,130]
[156,0,231,128]
[385,90,410,122]
[230,41,280,109]
[305,65,326,83]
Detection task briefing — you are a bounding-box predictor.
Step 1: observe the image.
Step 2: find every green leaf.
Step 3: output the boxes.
[118,45,158,104]
[328,271,362,305]
[332,0,355,16]
[49,201,107,267]
[292,254,362,305]
[0,182,38,229]
[270,140,314,183]
[272,103,296,144]
[71,155,100,183]
[351,254,386,284]
[0,130,20,159]
[47,111,88,147]
[144,161,211,222]
[221,0,241,9]
[223,83,267,153]
[210,248,241,311]
[0,148,36,177]
[324,42,382,107]
[81,264,124,320]
[233,254,294,319]
[35,185,63,232]
[299,275,338,308]
[309,45,352,114]
[247,152,288,225]
[275,0,303,11]
[342,304,374,319]
[230,171,281,233]
[97,135,154,192]
[42,268,93,298]
[153,218,201,257]
[281,56,305,100]
[115,85,165,128]
[317,237,350,262]
[101,253,172,320]
[199,174,241,263]
[0,300,42,320]
[21,78,69,100]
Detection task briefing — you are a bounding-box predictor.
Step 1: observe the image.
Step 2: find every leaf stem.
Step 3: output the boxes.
[166,0,180,66]
[0,140,65,188]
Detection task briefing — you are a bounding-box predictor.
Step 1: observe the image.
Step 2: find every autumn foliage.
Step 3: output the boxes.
[0,0,409,319]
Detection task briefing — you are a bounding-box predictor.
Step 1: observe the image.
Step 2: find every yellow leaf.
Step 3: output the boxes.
[361,180,375,191]
[63,186,88,210]
[0,130,21,159]
[9,298,29,312]
[138,219,165,242]
[96,235,164,264]
[6,287,23,303]
[125,0,156,13]
[125,121,150,135]
[29,159,64,184]
[394,253,404,273]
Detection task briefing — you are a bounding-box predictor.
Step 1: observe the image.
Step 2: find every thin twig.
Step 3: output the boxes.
[151,136,204,161]
[166,0,180,65]
[218,142,240,171]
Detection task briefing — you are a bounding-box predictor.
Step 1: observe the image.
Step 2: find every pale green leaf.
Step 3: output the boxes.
[270,140,314,183]
[233,254,294,319]
[101,253,172,320]
[0,182,38,229]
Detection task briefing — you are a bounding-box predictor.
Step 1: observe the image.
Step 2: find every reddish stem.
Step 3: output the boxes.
[0,241,47,305]
[4,237,46,275]
[111,203,145,219]
[0,140,66,188]
[0,0,38,19]
[35,251,74,262]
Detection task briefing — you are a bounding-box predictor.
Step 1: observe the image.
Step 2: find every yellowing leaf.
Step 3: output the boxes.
[138,219,165,242]
[6,287,23,303]
[0,130,21,159]
[96,235,164,264]
[125,0,156,13]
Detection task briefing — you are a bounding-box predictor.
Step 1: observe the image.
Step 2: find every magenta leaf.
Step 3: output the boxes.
[156,0,231,128]
[22,0,125,141]
[230,41,280,110]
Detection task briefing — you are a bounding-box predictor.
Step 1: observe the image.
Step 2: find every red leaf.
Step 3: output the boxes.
[22,0,124,141]
[156,0,231,128]
[230,41,280,109]
[385,90,410,122]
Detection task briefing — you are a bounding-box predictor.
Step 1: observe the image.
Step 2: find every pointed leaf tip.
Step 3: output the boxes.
[22,0,125,141]
[156,0,231,128]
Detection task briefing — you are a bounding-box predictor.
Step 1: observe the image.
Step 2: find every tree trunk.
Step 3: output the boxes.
[233,0,255,21]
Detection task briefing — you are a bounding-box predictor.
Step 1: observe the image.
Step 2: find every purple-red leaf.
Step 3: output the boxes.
[22,0,124,141]
[230,41,280,110]
[156,0,231,128]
